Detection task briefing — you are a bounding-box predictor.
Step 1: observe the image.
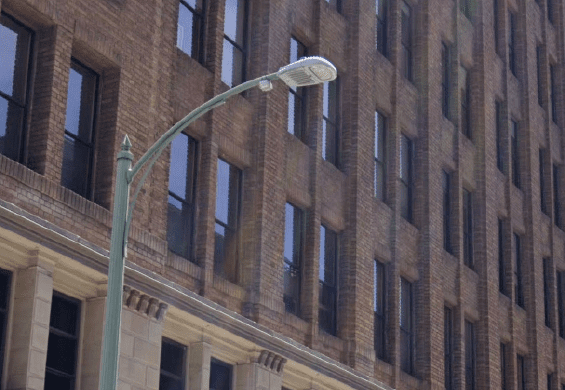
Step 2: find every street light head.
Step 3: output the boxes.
[277,56,337,87]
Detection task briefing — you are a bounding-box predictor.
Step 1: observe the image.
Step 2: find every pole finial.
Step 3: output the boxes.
[121,135,132,151]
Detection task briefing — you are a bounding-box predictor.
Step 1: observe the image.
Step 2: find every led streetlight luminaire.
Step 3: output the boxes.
[277,56,337,87]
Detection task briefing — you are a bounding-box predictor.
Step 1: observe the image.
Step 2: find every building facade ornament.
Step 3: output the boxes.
[122,285,168,322]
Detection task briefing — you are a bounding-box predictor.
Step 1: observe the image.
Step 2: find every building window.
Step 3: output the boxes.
[496,101,504,172]
[61,60,98,198]
[284,203,304,316]
[400,135,414,223]
[0,271,10,385]
[288,38,307,140]
[551,65,558,124]
[374,260,387,360]
[444,307,454,390]
[543,258,552,328]
[443,171,453,254]
[322,78,340,167]
[376,0,388,56]
[319,225,338,336]
[460,0,471,18]
[45,292,80,390]
[494,0,500,55]
[557,270,565,338]
[511,120,520,188]
[400,277,415,375]
[537,46,543,107]
[375,111,387,201]
[463,189,473,268]
[540,149,549,215]
[514,233,524,308]
[325,0,343,13]
[442,43,450,119]
[548,373,554,390]
[465,321,476,390]
[160,338,187,390]
[210,359,232,390]
[222,0,247,87]
[548,0,555,24]
[401,2,413,82]
[177,0,205,62]
[501,343,508,390]
[499,218,509,296]
[214,159,242,283]
[461,67,471,138]
[517,355,525,390]
[508,11,517,77]
[554,164,562,228]
[167,133,198,261]
[0,13,33,163]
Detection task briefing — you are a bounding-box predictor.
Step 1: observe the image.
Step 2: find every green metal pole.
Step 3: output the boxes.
[100,136,133,390]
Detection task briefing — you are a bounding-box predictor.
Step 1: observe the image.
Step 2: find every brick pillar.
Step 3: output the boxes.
[119,287,168,390]
[7,262,53,390]
[80,297,106,390]
[188,341,212,390]
[235,350,285,390]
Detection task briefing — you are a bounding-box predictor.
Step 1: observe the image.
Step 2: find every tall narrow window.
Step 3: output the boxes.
[465,321,476,390]
[210,359,232,390]
[222,0,247,87]
[214,159,242,283]
[443,171,453,254]
[463,189,474,268]
[177,0,205,62]
[444,307,454,390]
[377,0,388,56]
[374,260,387,360]
[461,67,471,138]
[557,271,565,338]
[400,135,414,223]
[323,78,340,167]
[375,111,387,201]
[548,0,555,24]
[284,203,304,316]
[442,43,450,118]
[537,46,544,107]
[496,101,504,172]
[0,13,33,163]
[61,60,98,198]
[514,233,524,308]
[540,149,549,215]
[400,277,415,375]
[501,343,508,390]
[494,0,500,55]
[517,355,525,390]
[554,164,562,228]
[543,258,553,328]
[168,133,198,261]
[325,0,342,13]
[460,0,471,18]
[45,293,80,390]
[401,2,413,82]
[551,65,558,124]
[319,225,338,336]
[511,120,520,188]
[499,218,508,295]
[548,373,554,390]
[0,271,10,385]
[508,12,517,77]
[288,38,307,140]
[160,338,187,390]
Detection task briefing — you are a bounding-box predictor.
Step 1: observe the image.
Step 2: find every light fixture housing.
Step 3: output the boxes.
[277,56,337,87]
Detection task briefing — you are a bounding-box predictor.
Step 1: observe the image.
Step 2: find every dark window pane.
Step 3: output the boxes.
[283,262,300,314]
[221,40,244,87]
[61,135,91,196]
[46,332,78,375]
[169,135,190,199]
[224,0,245,45]
[0,15,31,103]
[210,360,231,390]
[44,371,72,390]
[49,295,79,335]
[177,0,203,60]
[0,97,24,161]
[160,338,186,390]
[167,196,193,258]
[160,375,184,390]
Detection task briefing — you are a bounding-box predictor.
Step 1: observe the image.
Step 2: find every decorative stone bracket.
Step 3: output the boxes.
[122,285,168,322]
[257,350,287,374]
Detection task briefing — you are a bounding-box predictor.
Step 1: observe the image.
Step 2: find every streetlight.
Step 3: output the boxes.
[99,56,336,390]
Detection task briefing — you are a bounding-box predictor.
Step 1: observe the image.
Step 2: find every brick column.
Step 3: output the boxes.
[80,297,106,390]
[118,287,168,390]
[235,351,285,390]
[188,341,212,390]
[6,262,54,390]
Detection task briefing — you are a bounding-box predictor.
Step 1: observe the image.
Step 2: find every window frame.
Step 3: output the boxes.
[465,320,476,390]
[443,170,453,254]
[551,64,558,124]
[177,0,206,63]
[221,0,249,87]
[499,218,509,296]
[496,101,504,173]
[461,66,471,138]
[283,202,304,316]
[444,306,454,390]
[322,77,341,168]
[511,119,520,188]
[375,111,387,201]
[400,277,415,375]
[463,188,474,268]
[544,258,553,329]
[508,11,517,77]
[441,43,451,119]
[554,164,562,229]
[537,46,544,107]
[376,0,389,57]
[401,1,413,82]
[557,270,565,338]
[159,337,187,390]
[400,134,414,223]
[514,233,524,308]
[540,149,549,215]
[319,224,338,336]
[374,260,387,361]
[210,358,232,390]
[288,37,308,141]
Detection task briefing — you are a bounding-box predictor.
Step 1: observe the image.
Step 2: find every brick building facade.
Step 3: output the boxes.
[0,0,564,388]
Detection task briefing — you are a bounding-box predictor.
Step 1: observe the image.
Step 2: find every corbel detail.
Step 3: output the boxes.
[122,285,169,322]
